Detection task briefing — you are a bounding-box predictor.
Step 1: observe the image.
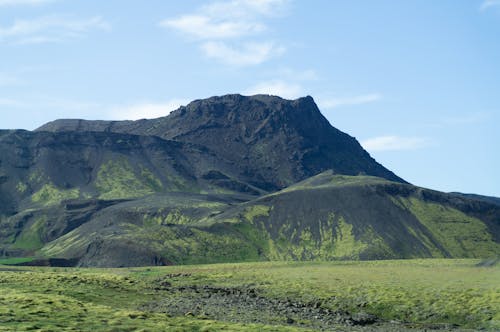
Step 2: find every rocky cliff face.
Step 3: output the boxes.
[37,94,404,190]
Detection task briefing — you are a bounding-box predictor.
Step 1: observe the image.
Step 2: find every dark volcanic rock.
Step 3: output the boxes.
[37,94,405,190]
[0,94,497,267]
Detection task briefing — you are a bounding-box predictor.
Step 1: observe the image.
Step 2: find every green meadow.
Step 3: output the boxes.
[0,259,498,331]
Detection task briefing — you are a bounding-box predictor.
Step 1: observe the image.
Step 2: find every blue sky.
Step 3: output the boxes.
[1,0,499,197]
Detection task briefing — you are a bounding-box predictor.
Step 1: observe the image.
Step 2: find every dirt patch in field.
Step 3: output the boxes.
[140,277,465,331]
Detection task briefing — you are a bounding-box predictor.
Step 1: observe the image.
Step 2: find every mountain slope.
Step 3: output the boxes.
[209,171,500,261]
[23,171,499,267]
[0,129,259,259]
[37,94,404,190]
[0,129,262,208]
[0,94,497,267]
[451,192,500,207]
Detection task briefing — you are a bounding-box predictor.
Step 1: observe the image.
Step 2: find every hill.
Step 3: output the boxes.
[0,94,498,267]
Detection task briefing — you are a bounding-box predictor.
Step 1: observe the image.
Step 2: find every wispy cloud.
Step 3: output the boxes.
[161,0,288,40]
[161,14,265,40]
[244,67,319,98]
[109,99,189,120]
[202,41,284,66]
[361,135,429,152]
[0,96,188,126]
[318,93,382,109]
[480,0,500,10]
[245,80,302,99]
[0,0,53,6]
[0,15,110,44]
[160,0,288,66]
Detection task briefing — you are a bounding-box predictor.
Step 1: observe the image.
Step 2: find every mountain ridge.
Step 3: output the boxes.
[36,94,405,190]
[0,94,497,267]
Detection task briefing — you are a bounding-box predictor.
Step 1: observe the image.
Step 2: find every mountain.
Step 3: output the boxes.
[451,192,500,207]
[28,171,498,267]
[37,94,404,191]
[0,94,498,267]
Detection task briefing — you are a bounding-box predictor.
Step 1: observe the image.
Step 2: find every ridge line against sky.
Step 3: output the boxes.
[0,0,499,197]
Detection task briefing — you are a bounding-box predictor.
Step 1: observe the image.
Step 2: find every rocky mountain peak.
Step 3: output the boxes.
[35,94,404,190]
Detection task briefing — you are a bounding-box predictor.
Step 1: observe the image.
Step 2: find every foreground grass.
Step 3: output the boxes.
[0,259,498,331]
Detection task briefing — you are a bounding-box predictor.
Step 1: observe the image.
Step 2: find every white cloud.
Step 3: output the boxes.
[201,41,284,66]
[245,80,302,99]
[160,0,288,65]
[0,0,53,6]
[480,0,500,10]
[203,0,289,19]
[318,93,382,109]
[0,96,187,121]
[109,99,189,120]
[361,136,429,152]
[0,15,110,44]
[161,15,265,40]
[161,0,288,40]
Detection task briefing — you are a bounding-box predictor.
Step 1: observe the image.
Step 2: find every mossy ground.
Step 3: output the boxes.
[0,259,498,331]
[400,197,500,257]
[95,159,161,199]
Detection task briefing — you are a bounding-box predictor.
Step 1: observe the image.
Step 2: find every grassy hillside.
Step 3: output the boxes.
[0,259,498,331]
[205,172,500,262]
[2,172,498,267]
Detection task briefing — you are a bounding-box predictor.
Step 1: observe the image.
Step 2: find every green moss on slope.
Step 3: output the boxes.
[39,231,91,257]
[95,159,162,199]
[132,220,262,264]
[12,216,47,250]
[243,205,270,222]
[233,210,391,261]
[32,183,79,206]
[402,197,500,258]
[329,216,368,259]
[16,182,27,194]
[143,209,193,226]
[140,167,163,191]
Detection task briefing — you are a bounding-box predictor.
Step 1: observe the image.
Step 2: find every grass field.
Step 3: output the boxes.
[0,259,498,331]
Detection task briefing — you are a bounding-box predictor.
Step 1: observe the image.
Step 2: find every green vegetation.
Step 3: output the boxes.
[329,216,368,259]
[16,182,27,194]
[11,216,47,250]
[28,170,45,184]
[42,218,262,265]
[142,210,194,225]
[141,167,163,191]
[243,204,270,222]
[39,230,91,258]
[126,221,261,265]
[275,173,392,195]
[0,259,497,331]
[0,257,34,265]
[233,211,391,261]
[95,159,162,199]
[31,183,79,206]
[401,197,500,257]
[0,269,294,331]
